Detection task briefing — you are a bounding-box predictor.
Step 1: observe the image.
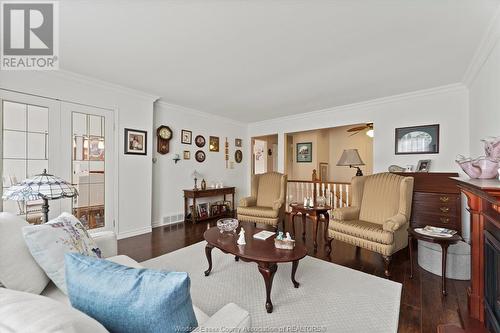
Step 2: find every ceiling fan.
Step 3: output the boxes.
[347,123,374,137]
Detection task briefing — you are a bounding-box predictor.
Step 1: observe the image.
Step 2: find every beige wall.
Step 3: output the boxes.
[286,125,373,182]
[290,130,317,180]
[327,125,373,183]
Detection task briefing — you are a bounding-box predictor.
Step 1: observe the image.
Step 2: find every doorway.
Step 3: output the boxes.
[251,134,278,175]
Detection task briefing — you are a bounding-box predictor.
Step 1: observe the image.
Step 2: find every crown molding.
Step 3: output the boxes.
[249,83,466,127]
[155,100,246,127]
[46,69,160,102]
[462,6,500,86]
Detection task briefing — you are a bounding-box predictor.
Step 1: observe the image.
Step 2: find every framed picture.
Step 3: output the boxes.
[124,128,147,155]
[209,136,219,152]
[195,150,206,163]
[235,149,243,163]
[210,204,220,217]
[296,142,312,163]
[195,135,206,148]
[235,138,242,147]
[198,203,209,219]
[183,150,191,160]
[181,130,192,144]
[319,162,329,181]
[395,124,439,155]
[417,159,431,172]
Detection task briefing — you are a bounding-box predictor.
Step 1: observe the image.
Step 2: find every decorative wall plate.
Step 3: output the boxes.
[195,150,206,163]
[235,149,243,163]
[195,135,206,148]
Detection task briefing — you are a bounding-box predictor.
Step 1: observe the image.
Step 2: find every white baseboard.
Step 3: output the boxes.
[152,219,184,229]
[117,226,152,240]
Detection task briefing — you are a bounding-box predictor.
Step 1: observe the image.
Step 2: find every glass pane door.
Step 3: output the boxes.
[72,112,106,229]
[61,102,114,231]
[0,91,60,223]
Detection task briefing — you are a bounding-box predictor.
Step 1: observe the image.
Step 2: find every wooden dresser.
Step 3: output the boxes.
[394,172,462,234]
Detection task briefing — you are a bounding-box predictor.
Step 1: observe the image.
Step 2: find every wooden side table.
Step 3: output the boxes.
[288,204,331,251]
[408,227,462,295]
[183,187,235,223]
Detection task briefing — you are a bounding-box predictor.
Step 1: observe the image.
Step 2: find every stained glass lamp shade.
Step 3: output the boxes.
[2,169,78,223]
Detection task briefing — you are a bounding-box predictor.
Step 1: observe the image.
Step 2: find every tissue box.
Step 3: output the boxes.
[274,238,295,250]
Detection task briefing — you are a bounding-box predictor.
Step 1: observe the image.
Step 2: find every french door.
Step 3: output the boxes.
[0,90,61,223]
[0,90,115,231]
[61,102,114,232]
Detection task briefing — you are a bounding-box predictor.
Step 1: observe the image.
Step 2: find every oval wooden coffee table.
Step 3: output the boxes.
[203,223,307,313]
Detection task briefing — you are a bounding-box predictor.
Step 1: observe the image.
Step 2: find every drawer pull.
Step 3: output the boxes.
[440,217,450,223]
[440,207,450,213]
[439,196,450,202]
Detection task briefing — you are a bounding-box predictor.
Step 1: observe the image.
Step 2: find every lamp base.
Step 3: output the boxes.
[42,198,49,223]
[350,166,363,176]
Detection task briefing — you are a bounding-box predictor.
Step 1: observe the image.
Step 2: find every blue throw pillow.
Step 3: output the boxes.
[65,253,198,333]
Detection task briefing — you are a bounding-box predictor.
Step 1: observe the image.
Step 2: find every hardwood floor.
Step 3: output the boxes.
[118,217,477,333]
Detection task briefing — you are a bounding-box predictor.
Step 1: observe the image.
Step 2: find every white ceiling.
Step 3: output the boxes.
[60,0,499,122]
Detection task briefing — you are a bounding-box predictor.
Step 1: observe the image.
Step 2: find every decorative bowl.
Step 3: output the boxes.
[217,218,239,233]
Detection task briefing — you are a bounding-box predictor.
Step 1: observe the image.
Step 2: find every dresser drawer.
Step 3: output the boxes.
[411,212,461,231]
[413,193,459,215]
[413,192,460,205]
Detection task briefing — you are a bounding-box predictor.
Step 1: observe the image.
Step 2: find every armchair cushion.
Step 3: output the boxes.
[332,207,360,221]
[256,173,284,208]
[329,219,394,245]
[359,173,405,225]
[383,214,408,232]
[237,206,278,219]
[239,197,257,207]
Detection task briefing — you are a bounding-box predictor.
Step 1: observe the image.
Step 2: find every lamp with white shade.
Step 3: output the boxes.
[2,169,78,223]
[337,149,365,176]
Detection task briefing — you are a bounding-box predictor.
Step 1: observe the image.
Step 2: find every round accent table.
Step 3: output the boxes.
[288,204,331,251]
[408,227,462,296]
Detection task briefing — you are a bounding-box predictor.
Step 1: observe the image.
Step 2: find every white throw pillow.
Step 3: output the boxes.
[0,288,108,333]
[0,212,49,294]
[22,213,102,294]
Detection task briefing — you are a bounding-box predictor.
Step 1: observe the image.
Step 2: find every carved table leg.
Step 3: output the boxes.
[204,244,214,276]
[323,212,332,252]
[301,213,307,240]
[291,260,300,288]
[441,243,449,296]
[311,215,318,251]
[290,212,297,238]
[408,234,414,279]
[258,262,278,313]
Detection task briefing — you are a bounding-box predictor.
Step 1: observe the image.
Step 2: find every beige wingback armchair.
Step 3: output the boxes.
[329,172,414,277]
[237,172,287,229]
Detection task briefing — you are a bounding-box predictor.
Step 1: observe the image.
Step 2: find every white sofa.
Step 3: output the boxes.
[1,227,251,332]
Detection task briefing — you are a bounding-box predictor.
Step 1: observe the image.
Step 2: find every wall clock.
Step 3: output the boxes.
[157,125,172,154]
[235,149,243,163]
[195,150,206,162]
[195,135,206,148]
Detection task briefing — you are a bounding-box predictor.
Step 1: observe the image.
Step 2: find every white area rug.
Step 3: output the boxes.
[142,241,401,333]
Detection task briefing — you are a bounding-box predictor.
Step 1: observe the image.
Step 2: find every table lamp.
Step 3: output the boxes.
[336,149,365,176]
[2,169,78,223]
[191,170,202,190]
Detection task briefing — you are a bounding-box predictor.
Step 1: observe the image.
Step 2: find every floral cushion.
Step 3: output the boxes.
[22,213,101,294]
